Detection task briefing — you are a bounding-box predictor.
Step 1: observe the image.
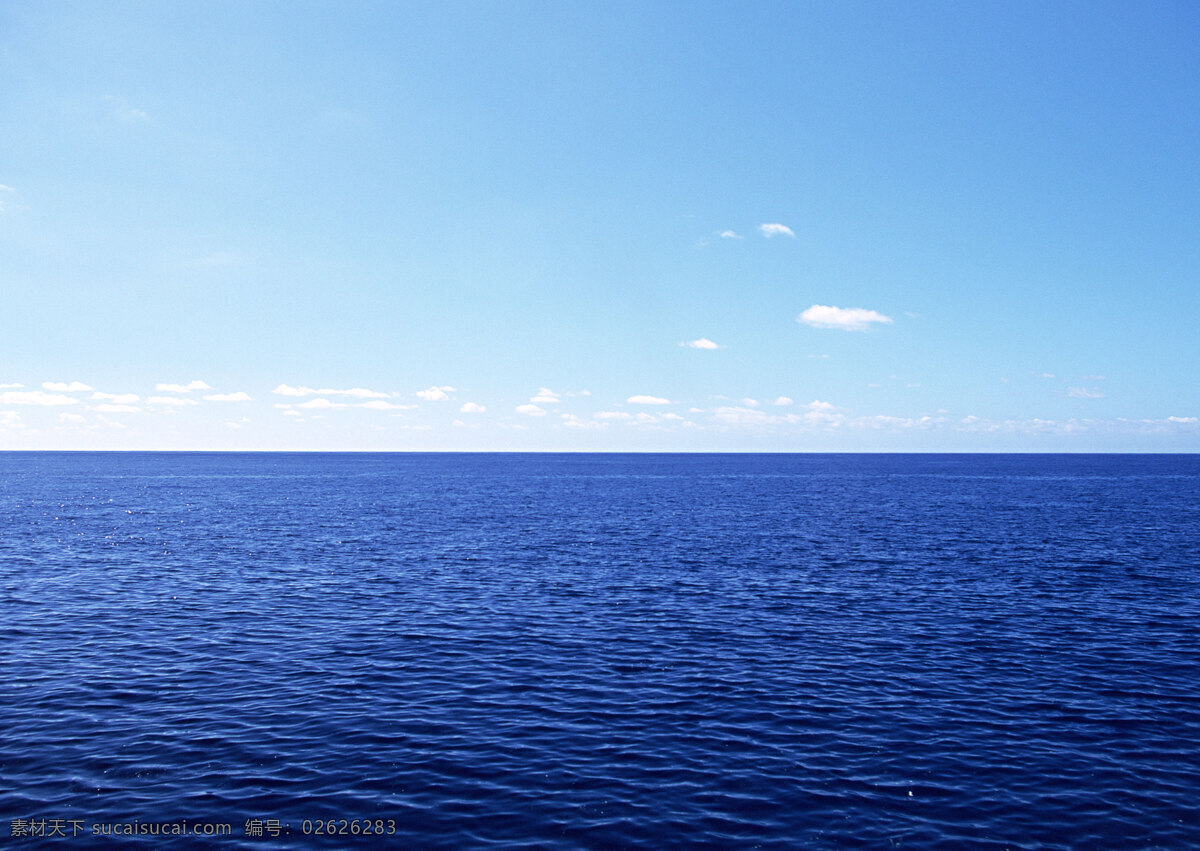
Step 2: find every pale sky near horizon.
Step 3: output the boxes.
[2,1,1199,451]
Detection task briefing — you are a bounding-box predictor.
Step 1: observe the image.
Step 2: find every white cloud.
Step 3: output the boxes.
[773,396,794,406]
[273,384,315,396]
[416,385,456,401]
[718,230,743,239]
[298,398,342,409]
[58,413,85,424]
[43,381,93,392]
[203,392,252,402]
[91,392,140,404]
[102,94,148,121]
[798,305,893,331]
[515,403,546,416]
[0,390,79,406]
[1168,416,1198,423]
[595,411,633,420]
[742,398,760,407]
[759,223,795,238]
[627,395,671,405]
[357,400,412,410]
[0,382,23,389]
[146,396,199,407]
[530,387,559,403]
[460,402,486,413]
[681,338,721,349]
[271,383,389,398]
[561,413,607,429]
[635,412,659,424]
[156,380,211,393]
[283,410,302,418]
[94,404,141,413]
[1067,387,1105,399]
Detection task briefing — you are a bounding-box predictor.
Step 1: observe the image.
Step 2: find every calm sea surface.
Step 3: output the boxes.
[2,452,1198,848]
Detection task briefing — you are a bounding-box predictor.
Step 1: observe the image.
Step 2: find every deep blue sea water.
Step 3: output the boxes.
[2,452,1199,848]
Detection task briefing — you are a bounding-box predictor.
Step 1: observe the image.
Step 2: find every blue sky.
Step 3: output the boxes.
[2,1,1198,450]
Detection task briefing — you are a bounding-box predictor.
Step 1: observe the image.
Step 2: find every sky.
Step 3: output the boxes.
[2,0,1198,451]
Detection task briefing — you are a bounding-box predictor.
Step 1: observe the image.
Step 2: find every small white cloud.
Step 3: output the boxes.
[156,380,211,393]
[561,413,607,429]
[807,400,835,412]
[798,305,893,331]
[0,382,23,389]
[1037,373,1056,379]
[91,392,140,404]
[58,412,85,424]
[718,230,743,239]
[416,385,456,401]
[271,383,389,398]
[357,400,413,410]
[203,392,252,402]
[94,404,140,413]
[146,396,199,407]
[0,390,79,406]
[530,387,559,403]
[662,412,685,421]
[460,402,486,413]
[773,396,794,406]
[627,395,671,405]
[1168,416,1198,423]
[283,410,302,418]
[298,398,342,409]
[742,398,760,407]
[1066,387,1105,399]
[681,338,721,349]
[635,412,659,424]
[43,381,93,392]
[595,411,633,420]
[102,94,148,121]
[759,223,795,238]
[515,403,546,416]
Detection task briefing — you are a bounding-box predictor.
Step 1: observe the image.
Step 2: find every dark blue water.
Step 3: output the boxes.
[2,453,1199,848]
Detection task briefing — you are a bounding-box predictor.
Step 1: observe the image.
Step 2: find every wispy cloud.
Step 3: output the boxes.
[146,396,199,407]
[91,392,139,404]
[759,223,795,238]
[681,338,721,349]
[515,403,546,416]
[157,380,211,393]
[1066,387,1105,399]
[416,385,456,401]
[718,230,743,239]
[530,387,559,403]
[102,94,148,121]
[357,400,412,411]
[798,305,893,331]
[0,390,79,406]
[627,395,671,405]
[773,396,794,406]
[43,381,93,392]
[0,382,23,389]
[272,384,389,398]
[203,392,252,402]
[595,411,633,420]
[561,413,607,429]
[460,402,486,413]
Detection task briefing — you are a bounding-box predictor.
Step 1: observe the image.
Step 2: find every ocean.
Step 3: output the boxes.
[2,452,1198,848]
